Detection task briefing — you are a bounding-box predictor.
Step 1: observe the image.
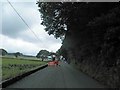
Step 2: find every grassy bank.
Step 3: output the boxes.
[2,57,47,81]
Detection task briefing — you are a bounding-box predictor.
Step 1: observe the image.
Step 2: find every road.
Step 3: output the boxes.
[7,62,105,88]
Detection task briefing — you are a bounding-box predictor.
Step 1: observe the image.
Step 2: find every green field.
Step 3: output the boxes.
[2,57,47,81]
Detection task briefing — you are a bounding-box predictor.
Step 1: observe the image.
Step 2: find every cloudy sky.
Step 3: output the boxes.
[0,0,62,56]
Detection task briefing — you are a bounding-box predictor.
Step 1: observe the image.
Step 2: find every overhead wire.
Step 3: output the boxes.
[6,0,41,42]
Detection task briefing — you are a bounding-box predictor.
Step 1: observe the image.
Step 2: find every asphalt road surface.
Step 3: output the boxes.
[7,62,105,88]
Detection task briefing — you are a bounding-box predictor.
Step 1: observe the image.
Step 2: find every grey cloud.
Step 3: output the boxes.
[2,15,27,38]
[18,30,61,45]
[2,2,40,38]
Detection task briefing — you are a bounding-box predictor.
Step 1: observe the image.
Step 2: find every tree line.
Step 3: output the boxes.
[0,48,52,60]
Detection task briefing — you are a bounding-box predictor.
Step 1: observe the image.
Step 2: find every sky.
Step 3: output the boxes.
[0,0,62,56]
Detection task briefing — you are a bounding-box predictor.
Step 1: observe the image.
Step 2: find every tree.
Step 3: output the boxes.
[37,2,68,39]
[36,50,50,61]
[37,2,119,61]
[37,2,120,87]
[14,52,21,58]
[37,2,119,62]
[37,2,118,38]
[0,49,7,56]
[87,6,120,67]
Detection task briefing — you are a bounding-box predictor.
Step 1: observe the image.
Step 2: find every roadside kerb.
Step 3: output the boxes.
[1,64,48,88]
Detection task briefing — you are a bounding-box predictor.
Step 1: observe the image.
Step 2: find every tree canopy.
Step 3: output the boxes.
[14,52,21,58]
[37,2,68,38]
[36,50,50,61]
[37,2,118,39]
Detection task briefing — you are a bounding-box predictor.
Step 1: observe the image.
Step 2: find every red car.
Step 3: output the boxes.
[48,60,59,66]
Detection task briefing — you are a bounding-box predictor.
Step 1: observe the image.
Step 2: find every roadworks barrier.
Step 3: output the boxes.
[0,64,48,88]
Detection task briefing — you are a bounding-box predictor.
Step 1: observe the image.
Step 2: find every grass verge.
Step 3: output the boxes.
[2,57,47,81]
